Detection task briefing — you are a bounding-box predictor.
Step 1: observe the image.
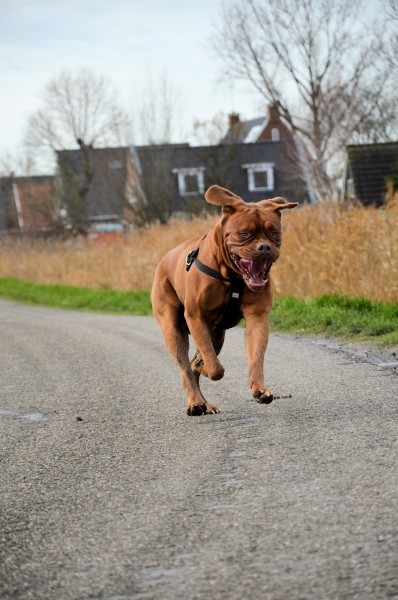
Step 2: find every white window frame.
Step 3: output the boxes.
[271,128,280,141]
[347,178,355,200]
[243,162,274,192]
[173,167,205,196]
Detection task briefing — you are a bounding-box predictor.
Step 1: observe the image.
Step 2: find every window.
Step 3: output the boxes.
[271,128,280,141]
[173,167,205,196]
[243,163,274,192]
[347,178,355,200]
[109,160,123,169]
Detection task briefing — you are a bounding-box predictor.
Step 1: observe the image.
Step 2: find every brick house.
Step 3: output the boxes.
[222,103,295,144]
[0,175,55,234]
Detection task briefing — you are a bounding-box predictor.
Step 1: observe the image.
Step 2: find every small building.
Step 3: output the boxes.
[0,175,55,234]
[342,142,398,206]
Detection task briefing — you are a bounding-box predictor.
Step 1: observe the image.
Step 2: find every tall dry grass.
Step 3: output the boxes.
[273,202,398,302]
[0,215,216,293]
[0,203,397,302]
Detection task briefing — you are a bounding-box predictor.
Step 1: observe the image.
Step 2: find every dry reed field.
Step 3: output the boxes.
[0,203,397,302]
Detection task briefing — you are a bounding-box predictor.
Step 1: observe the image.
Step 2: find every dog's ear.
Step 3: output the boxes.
[258,197,299,212]
[205,185,245,214]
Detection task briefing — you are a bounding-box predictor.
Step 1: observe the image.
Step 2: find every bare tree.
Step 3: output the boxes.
[191,112,229,146]
[25,69,131,168]
[384,0,398,69]
[0,147,36,178]
[212,0,397,199]
[131,144,177,225]
[24,69,131,232]
[129,73,186,225]
[130,72,185,145]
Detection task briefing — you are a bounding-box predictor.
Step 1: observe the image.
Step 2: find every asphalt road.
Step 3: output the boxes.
[0,299,397,600]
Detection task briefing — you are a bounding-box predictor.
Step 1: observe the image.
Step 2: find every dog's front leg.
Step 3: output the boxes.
[185,313,225,381]
[244,314,273,404]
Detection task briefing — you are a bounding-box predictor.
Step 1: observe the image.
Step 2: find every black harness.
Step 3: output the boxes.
[186,248,244,330]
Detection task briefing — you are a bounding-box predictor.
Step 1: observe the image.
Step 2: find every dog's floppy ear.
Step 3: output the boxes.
[258,197,298,212]
[205,185,245,214]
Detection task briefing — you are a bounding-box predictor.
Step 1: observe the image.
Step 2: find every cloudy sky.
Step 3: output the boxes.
[0,0,263,166]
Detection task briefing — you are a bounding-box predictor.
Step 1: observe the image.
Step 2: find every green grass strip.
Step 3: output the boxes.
[0,277,151,316]
[0,278,397,345]
[270,295,398,345]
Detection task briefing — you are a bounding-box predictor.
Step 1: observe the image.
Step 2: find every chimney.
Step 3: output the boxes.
[228,112,240,128]
[267,103,280,122]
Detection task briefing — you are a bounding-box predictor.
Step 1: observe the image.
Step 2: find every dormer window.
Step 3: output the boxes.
[173,167,205,196]
[243,163,274,192]
[271,128,280,141]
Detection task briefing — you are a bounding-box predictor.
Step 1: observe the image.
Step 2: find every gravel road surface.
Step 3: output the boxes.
[0,299,397,600]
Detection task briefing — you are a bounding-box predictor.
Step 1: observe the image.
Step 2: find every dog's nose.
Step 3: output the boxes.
[257,242,272,254]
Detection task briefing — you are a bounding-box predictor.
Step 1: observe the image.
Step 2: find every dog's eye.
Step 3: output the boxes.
[271,230,280,239]
[240,231,250,239]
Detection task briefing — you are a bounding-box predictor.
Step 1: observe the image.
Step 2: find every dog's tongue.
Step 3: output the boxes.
[240,258,266,279]
[240,258,268,289]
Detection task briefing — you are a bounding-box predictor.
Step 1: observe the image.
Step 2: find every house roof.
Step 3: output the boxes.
[222,117,265,144]
[345,142,398,206]
[221,104,294,145]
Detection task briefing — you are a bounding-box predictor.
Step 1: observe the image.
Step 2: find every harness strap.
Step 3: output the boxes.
[185,247,244,329]
[219,277,245,329]
[194,257,232,283]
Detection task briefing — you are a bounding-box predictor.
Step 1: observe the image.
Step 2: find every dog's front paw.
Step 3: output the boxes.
[253,389,273,404]
[186,401,220,416]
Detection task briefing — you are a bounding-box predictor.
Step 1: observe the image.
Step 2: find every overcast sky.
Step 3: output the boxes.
[0,0,264,166]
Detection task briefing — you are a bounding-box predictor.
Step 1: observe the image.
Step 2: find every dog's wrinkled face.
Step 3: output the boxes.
[225,207,283,291]
[205,185,298,292]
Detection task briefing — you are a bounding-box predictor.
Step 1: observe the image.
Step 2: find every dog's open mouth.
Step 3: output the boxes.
[231,253,272,291]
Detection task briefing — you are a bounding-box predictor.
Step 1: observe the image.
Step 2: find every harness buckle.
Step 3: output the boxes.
[186,248,199,271]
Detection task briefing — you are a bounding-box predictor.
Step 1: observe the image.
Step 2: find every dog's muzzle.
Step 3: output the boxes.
[231,252,273,291]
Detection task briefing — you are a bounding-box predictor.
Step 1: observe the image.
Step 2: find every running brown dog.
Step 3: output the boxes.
[151,185,297,415]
